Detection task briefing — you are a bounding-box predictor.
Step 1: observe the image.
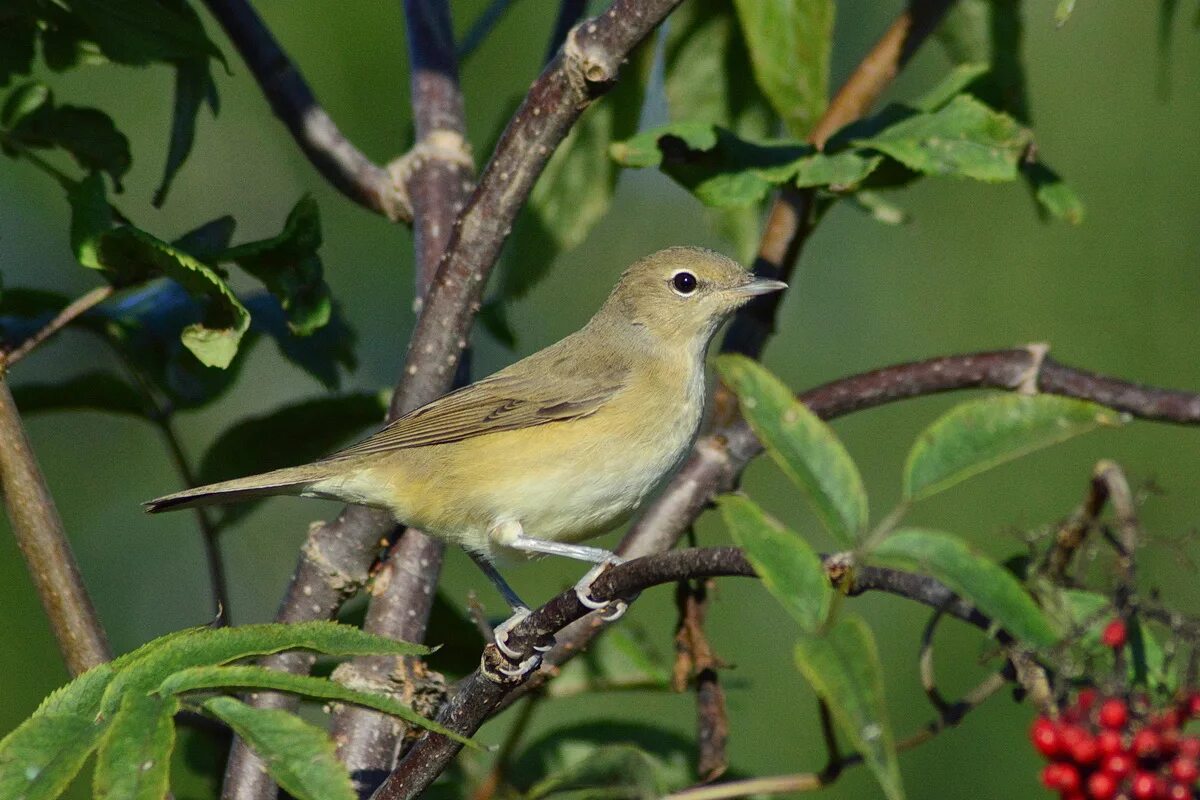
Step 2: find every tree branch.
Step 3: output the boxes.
[0,377,111,676]
[328,3,471,795]
[0,285,114,369]
[199,0,411,221]
[374,548,1003,800]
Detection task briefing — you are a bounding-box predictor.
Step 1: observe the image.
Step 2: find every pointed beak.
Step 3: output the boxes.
[734,277,788,297]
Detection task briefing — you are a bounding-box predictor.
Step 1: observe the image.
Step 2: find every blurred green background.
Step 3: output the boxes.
[1,1,1198,798]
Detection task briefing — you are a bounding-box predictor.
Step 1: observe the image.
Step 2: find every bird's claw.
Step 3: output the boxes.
[492,606,532,660]
[497,653,542,679]
[574,558,629,621]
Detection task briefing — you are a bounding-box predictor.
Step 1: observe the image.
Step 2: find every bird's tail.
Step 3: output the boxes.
[144,463,336,514]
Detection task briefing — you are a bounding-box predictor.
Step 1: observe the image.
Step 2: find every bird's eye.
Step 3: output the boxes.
[671,270,698,296]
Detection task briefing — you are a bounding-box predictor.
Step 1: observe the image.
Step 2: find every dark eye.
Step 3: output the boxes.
[671,271,698,295]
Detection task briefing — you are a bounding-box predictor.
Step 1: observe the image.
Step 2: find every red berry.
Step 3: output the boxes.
[1104,753,1135,779]
[1100,699,1129,729]
[1102,619,1128,649]
[1187,693,1200,719]
[1132,772,1166,800]
[1088,770,1119,800]
[1098,730,1126,757]
[1135,729,1163,759]
[1165,784,1191,800]
[1179,738,1200,760]
[1156,709,1183,731]
[1061,724,1089,749]
[1077,688,1099,714]
[1032,716,1061,757]
[1042,763,1082,792]
[1170,757,1199,784]
[1162,728,1182,757]
[1070,733,1100,765]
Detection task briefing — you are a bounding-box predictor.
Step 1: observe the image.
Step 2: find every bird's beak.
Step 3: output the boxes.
[734,277,788,297]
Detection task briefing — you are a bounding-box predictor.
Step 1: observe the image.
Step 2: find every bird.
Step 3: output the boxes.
[146,246,786,670]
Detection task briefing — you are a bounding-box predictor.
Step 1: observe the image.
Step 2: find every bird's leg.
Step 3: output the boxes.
[467,550,554,665]
[489,521,632,623]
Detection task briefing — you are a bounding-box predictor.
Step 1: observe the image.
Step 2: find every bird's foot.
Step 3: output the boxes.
[484,606,554,682]
[574,557,632,622]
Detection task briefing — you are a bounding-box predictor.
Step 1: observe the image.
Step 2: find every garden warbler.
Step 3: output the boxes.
[146,247,785,661]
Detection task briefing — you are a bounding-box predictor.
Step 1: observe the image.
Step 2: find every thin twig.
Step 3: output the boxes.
[0,378,111,675]
[673,579,729,781]
[919,609,951,713]
[155,416,230,626]
[374,549,1005,800]
[664,666,1010,800]
[0,285,114,368]
[1041,463,1113,582]
[199,0,410,221]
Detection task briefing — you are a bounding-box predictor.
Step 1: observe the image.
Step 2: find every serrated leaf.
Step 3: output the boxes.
[13,372,147,417]
[201,696,355,800]
[795,616,903,800]
[870,529,1059,648]
[717,355,867,543]
[612,124,879,208]
[718,495,830,632]
[0,712,104,800]
[93,692,178,800]
[33,662,116,718]
[502,42,650,300]
[157,665,475,746]
[903,394,1125,501]
[854,95,1031,182]
[219,196,331,335]
[102,621,431,716]
[155,58,218,207]
[98,227,250,367]
[732,0,833,138]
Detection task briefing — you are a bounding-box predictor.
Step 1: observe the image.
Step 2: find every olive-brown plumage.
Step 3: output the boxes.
[146,247,784,581]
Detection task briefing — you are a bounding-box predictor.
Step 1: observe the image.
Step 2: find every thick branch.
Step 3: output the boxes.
[329,2,470,796]
[200,0,410,221]
[0,378,111,675]
[374,548,999,800]
[389,0,685,415]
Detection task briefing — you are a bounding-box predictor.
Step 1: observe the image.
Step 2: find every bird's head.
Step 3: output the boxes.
[599,246,787,346]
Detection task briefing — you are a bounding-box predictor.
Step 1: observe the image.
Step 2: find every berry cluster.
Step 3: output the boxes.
[1030,620,1200,799]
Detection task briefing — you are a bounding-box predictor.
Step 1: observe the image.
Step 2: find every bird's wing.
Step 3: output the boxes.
[324,355,629,459]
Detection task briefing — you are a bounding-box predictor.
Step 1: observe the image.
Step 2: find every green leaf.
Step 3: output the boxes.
[67,172,113,269]
[903,394,1125,501]
[732,0,833,138]
[502,41,650,300]
[936,0,1029,122]
[93,692,178,800]
[219,196,331,335]
[854,95,1031,182]
[98,227,250,367]
[1049,591,1173,690]
[717,355,867,543]
[795,616,903,800]
[525,744,673,800]
[870,529,1059,648]
[664,0,774,138]
[1024,160,1085,224]
[172,215,237,263]
[612,123,878,208]
[0,712,104,800]
[4,84,131,188]
[157,665,475,746]
[201,696,355,800]
[914,63,991,112]
[66,0,223,66]
[13,372,147,417]
[33,663,116,718]
[102,621,431,716]
[718,495,830,632]
[0,14,37,87]
[154,58,219,207]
